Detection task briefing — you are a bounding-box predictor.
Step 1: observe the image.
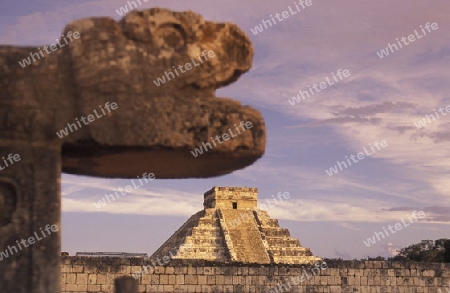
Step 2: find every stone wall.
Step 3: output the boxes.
[61,257,450,292]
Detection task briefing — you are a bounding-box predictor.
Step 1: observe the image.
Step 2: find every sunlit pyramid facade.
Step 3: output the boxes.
[151,187,321,264]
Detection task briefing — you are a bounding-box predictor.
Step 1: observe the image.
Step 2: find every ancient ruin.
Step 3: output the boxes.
[0,8,265,293]
[151,186,321,264]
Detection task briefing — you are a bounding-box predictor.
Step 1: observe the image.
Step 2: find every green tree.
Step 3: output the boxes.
[391,239,450,262]
[444,239,450,262]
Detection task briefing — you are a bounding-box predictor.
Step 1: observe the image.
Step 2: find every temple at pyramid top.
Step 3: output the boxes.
[203,186,258,209]
[151,187,321,264]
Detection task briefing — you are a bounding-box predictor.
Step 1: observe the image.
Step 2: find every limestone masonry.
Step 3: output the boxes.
[151,186,321,264]
[60,258,450,292]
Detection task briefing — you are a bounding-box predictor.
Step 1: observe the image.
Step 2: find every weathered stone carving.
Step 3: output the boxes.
[0,8,265,292]
[0,7,265,179]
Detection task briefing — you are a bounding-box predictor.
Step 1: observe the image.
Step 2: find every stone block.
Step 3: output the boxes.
[224,275,233,285]
[163,285,174,291]
[76,273,88,284]
[87,273,96,284]
[174,284,188,292]
[187,267,196,275]
[330,285,342,293]
[176,274,185,285]
[72,265,84,273]
[97,274,107,285]
[151,274,160,284]
[185,275,197,285]
[118,266,130,274]
[154,266,165,274]
[204,267,214,275]
[175,266,186,274]
[201,284,213,292]
[216,275,224,284]
[360,276,368,286]
[207,275,215,285]
[159,274,169,285]
[257,275,266,286]
[87,284,100,292]
[61,265,71,273]
[65,283,77,291]
[249,267,259,275]
[165,267,175,274]
[224,285,234,292]
[168,275,176,285]
[198,275,207,285]
[101,284,114,292]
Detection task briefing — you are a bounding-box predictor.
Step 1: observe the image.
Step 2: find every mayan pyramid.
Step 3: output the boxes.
[151,187,321,264]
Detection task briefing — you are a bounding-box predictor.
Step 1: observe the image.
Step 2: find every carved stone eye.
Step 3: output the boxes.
[120,11,187,52]
[156,23,187,52]
[120,11,153,43]
[0,182,17,227]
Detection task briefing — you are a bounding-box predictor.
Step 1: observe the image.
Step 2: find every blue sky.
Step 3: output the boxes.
[2,0,449,259]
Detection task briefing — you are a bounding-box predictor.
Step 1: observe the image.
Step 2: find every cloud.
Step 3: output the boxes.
[340,223,361,231]
[338,102,417,117]
[61,174,201,216]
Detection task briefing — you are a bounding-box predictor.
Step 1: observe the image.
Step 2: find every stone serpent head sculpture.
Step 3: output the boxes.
[0,7,265,178]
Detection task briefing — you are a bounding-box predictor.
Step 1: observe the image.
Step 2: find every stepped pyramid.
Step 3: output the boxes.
[151,187,321,264]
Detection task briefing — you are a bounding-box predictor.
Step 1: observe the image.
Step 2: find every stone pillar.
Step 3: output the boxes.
[0,145,60,292]
[0,7,265,292]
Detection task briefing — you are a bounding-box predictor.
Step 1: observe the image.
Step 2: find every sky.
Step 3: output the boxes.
[2,0,449,259]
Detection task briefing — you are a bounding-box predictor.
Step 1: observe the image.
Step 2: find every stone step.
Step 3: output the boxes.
[220,209,270,264]
[265,239,302,247]
[197,218,220,226]
[260,228,290,237]
[184,238,224,246]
